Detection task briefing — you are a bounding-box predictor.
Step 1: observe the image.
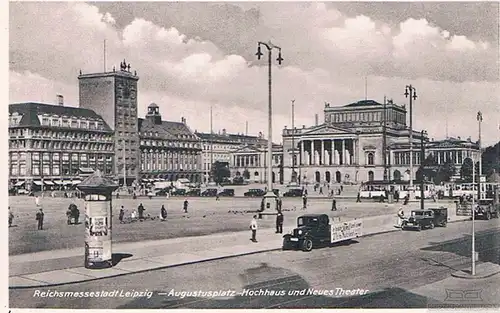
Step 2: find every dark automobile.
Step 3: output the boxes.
[201,188,218,197]
[402,208,448,231]
[218,189,235,197]
[244,189,266,197]
[171,188,187,196]
[474,200,500,220]
[186,188,201,197]
[283,188,303,197]
[282,214,362,251]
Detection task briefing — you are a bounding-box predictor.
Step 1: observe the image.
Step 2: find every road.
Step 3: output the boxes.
[10,218,500,309]
[9,195,416,254]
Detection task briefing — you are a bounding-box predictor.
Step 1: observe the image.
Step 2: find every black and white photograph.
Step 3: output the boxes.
[6,1,500,310]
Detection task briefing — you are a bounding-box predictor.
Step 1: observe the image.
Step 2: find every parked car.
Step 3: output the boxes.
[474,200,500,220]
[218,189,235,197]
[244,189,266,197]
[171,188,187,196]
[155,188,171,196]
[283,214,362,251]
[283,188,303,197]
[186,188,201,197]
[402,208,448,231]
[201,188,218,197]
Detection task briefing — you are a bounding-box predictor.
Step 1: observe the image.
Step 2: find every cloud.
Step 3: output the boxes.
[9,2,500,147]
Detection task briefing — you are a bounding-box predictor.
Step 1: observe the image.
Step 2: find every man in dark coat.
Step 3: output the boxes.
[119,206,125,223]
[137,203,145,220]
[275,211,284,234]
[66,207,73,225]
[71,204,80,224]
[36,208,44,230]
[160,205,167,221]
[8,207,14,227]
[183,199,189,213]
[331,198,337,211]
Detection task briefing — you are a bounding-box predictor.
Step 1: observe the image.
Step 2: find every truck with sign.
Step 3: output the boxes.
[282,214,363,252]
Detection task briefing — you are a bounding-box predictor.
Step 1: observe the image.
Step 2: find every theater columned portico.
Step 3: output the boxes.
[298,138,357,166]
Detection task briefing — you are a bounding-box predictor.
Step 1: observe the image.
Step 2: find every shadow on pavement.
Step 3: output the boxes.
[422,228,500,265]
[112,253,133,266]
[117,262,440,309]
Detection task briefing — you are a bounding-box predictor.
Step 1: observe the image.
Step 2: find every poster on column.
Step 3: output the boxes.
[85,199,112,263]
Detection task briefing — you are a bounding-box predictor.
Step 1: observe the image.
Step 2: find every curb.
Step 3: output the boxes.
[9,217,472,289]
[451,269,500,279]
[9,247,282,290]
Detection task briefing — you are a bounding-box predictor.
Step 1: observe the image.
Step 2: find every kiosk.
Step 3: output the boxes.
[77,170,119,269]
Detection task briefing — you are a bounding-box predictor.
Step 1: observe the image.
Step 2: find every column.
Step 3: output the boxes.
[341,140,345,165]
[321,140,325,165]
[353,139,357,165]
[331,139,335,165]
[300,141,305,165]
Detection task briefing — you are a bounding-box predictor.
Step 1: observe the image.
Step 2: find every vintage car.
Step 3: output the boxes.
[402,208,448,231]
[244,188,266,197]
[201,188,218,197]
[283,188,303,197]
[474,200,500,220]
[171,188,187,196]
[283,214,362,252]
[217,188,235,197]
[186,188,201,197]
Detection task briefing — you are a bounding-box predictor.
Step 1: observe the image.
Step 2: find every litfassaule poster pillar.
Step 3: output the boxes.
[76,170,119,269]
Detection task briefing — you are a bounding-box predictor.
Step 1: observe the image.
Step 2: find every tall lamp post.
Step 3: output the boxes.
[291,99,296,184]
[477,111,483,198]
[256,40,283,213]
[405,85,417,197]
[472,153,476,276]
[420,130,427,210]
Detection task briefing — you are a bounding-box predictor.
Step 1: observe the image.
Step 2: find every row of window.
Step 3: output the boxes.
[140,140,200,149]
[9,129,112,141]
[10,152,113,162]
[141,131,196,141]
[10,140,113,151]
[329,110,405,124]
[10,161,113,176]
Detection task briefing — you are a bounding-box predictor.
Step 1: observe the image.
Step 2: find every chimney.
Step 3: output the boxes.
[57,94,64,106]
[315,114,318,126]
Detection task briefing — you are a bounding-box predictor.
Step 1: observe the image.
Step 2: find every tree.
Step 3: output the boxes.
[481,142,500,177]
[242,169,250,180]
[435,160,456,184]
[211,161,230,184]
[460,158,473,182]
[416,154,438,182]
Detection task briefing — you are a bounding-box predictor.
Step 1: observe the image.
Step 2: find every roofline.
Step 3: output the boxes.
[78,71,139,81]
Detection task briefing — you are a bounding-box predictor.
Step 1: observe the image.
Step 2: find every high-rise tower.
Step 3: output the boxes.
[78,60,140,185]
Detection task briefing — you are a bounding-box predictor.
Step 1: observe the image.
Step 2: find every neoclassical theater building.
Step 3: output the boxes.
[281,99,480,185]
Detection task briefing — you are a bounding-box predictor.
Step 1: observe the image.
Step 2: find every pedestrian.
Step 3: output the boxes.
[66,206,73,225]
[250,215,258,242]
[403,194,409,205]
[72,204,80,224]
[276,211,284,234]
[395,190,399,203]
[331,198,337,211]
[302,193,307,210]
[396,208,405,228]
[216,194,220,201]
[138,203,145,221]
[35,195,40,207]
[8,207,14,227]
[35,208,44,230]
[340,185,343,192]
[278,197,283,211]
[119,206,125,223]
[319,187,323,195]
[160,205,167,221]
[131,210,137,221]
[356,192,361,203]
[183,199,189,213]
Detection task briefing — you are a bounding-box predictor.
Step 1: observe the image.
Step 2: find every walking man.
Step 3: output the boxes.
[396,208,405,228]
[8,207,14,227]
[137,203,145,221]
[331,198,337,211]
[160,205,167,221]
[302,193,308,210]
[66,206,73,225]
[119,206,125,223]
[276,211,284,234]
[356,192,361,203]
[183,199,189,213]
[36,208,44,230]
[250,215,258,242]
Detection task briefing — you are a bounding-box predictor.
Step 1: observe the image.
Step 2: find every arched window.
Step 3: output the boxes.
[368,171,374,182]
[367,152,375,165]
[254,171,259,176]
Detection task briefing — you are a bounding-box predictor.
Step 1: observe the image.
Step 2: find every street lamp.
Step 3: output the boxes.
[420,130,427,210]
[291,99,297,184]
[472,153,476,276]
[405,85,417,197]
[256,40,283,214]
[477,111,483,197]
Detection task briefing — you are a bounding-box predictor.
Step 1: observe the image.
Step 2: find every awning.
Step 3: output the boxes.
[14,181,25,187]
[79,167,95,174]
[33,181,43,186]
[44,181,54,185]
[54,180,63,185]
[62,180,72,185]
[72,180,82,184]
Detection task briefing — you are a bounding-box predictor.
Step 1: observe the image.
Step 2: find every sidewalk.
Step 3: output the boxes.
[9,212,471,289]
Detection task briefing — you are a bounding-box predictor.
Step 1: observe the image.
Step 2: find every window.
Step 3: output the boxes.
[62,153,69,161]
[367,152,374,165]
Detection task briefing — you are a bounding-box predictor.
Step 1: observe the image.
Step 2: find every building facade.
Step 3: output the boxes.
[138,103,203,182]
[195,130,267,183]
[8,102,114,191]
[282,99,480,185]
[78,60,140,185]
[230,144,283,184]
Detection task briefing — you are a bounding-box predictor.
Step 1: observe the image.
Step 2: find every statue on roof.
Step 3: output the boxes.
[127,63,131,72]
[120,59,127,71]
[324,102,330,108]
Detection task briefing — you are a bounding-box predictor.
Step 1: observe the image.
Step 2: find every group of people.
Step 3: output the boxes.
[117,199,190,224]
[66,203,80,225]
[249,209,284,243]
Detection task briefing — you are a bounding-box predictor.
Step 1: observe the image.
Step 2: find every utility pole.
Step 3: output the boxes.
[472,155,476,276]
[420,130,426,210]
[405,85,417,197]
[210,106,213,182]
[291,99,296,183]
[477,111,483,200]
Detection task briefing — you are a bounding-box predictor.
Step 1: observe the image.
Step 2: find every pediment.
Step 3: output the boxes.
[232,145,261,153]
[302,124,353,136]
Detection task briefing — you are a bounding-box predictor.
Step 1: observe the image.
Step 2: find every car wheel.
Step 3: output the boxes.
[429,222,434,229]
[302,239,313,252]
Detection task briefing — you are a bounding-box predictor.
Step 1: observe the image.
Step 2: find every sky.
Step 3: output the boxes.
[8,2,500,146]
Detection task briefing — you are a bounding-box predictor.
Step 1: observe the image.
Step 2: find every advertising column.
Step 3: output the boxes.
[84,195,112,268]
